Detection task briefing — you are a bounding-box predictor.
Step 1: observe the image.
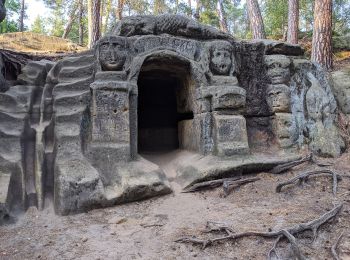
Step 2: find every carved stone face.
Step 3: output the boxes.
[272,113,295,148]
[98,37,127,71]
[266,84,291,113]
[264,55,291,84]
[209,42,233,76]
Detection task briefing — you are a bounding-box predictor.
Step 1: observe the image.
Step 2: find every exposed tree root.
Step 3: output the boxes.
[331,231,344,260]
[182,177,241,193]
[182,177,259,194]
[175,204,343,259]
[276,169,342,195]
[223,177,260,197]
[271,154,312,174]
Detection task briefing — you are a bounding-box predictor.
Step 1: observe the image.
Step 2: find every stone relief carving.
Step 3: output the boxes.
[97,36,127,71]
[264,55,291,84]
[305,72,345,157]
[266,84,291,113]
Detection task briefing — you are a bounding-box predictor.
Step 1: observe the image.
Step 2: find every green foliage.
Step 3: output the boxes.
[31,15,47,34]
[0,0,21,33]
[262,0,288,38]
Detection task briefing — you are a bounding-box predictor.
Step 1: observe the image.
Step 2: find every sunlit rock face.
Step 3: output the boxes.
[0,14,344,218]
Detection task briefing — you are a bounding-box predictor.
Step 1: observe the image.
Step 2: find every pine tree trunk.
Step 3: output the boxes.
[116,0,124,20]
[0,0,6,23]
[194,0,201,20]
[188,0,192,17]
[311,0,333,70]
[88,0,101,49]
[246,0,265,39]
[62,2,78,39]
[78,0,84,45]
[287,0,299,44]
[217,0,228,33]
[103,0,112,33]
[19,0,25,32]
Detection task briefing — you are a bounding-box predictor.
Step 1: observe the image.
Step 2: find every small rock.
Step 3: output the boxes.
[82,237,88,242]
[110,232,116,235]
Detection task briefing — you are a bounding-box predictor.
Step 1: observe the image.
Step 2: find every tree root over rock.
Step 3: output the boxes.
[175,204,343,259]
[182,177,260,195]
[276,169,342,195]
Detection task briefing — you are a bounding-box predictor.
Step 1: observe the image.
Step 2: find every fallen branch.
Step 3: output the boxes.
[271,154,312,174]
[331,231,344,260]
[276,169,342,195]
[175,204,343,259]
[182,176,241,193]
[223,177,260,197]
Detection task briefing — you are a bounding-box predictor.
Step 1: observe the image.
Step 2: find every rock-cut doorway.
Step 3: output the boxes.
[137,58,194,156]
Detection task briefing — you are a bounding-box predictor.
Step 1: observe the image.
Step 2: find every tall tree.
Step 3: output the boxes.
[311,0,333,70]
[78,0,84,45]
[88,0,101,48]
[0,0,6,22]
[31,15,47,34]
[116,0,124,20]
[62,1,78,39]
[287,0,299,43]
[217,0,228,32]
[19,0,24,31]
[246,0,265,39]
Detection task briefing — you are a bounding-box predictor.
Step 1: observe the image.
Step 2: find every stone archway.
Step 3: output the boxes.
[136,55,197,156]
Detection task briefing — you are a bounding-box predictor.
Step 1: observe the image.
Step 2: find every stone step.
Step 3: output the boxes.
[0,112,26,135]
[53,90,90,108]
[60,54,95,68]
[54,104,87,117]
[55,108,84,124]
[53,77,93,94]
[58,64,95,83]
[55,122,81,138]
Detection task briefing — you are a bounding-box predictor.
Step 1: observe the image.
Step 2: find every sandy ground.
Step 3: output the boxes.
[1,151,350,260]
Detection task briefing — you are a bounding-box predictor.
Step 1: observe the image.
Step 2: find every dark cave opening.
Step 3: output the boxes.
[137,70,184,153]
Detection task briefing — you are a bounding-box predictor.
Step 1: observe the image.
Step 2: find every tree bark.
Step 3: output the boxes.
[287,0,299,44]
[217,0,228,33]
[0,0,6,23]
[62,2,78,39]
[102,0,112,33]
[194,0,201,21]
[116,0,124,20]
[311,0,333,70]
[19,0,25,32]
[88,0,101,48]
[187,0,192,17]
[78,0,84,46]
[246,0,265,39]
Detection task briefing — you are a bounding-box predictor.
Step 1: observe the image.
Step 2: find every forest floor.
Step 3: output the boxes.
[0,150,350,260]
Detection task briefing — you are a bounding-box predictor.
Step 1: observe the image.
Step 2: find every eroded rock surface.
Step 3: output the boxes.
[0,14,345,218]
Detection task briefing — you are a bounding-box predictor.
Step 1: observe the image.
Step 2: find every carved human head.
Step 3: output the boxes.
[264,55,291,84]
[272,113,295,148]
[98,36,127,71]
[209,41,234,76]
[266,84,291,113]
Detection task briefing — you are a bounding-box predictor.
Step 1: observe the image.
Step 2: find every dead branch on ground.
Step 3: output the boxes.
[276,169,342,195]
[331,231,344,260]
[175,204,343,259]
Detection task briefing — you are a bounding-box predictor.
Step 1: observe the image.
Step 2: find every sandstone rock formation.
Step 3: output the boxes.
[0,14,345,219]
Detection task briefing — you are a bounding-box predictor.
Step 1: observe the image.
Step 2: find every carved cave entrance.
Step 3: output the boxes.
[137,57,194,154]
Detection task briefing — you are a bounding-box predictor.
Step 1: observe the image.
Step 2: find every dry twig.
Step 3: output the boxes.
[175,204,343,259]
[276,169,342,195]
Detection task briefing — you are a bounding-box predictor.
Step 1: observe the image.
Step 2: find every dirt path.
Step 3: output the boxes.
[1,153,350,260]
